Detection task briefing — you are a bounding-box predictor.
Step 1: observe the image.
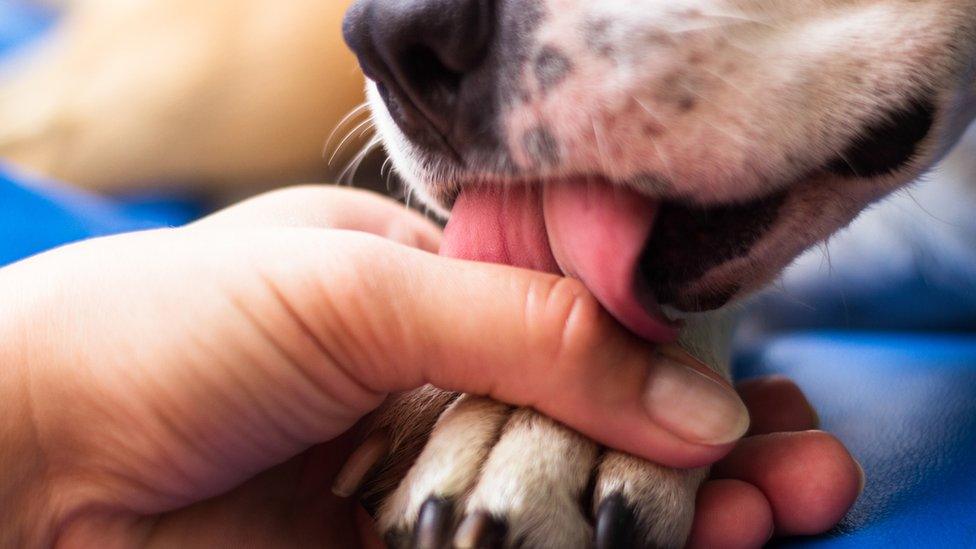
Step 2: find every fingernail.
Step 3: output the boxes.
[642,354,750,445]
[854,458,866,497]
[332,431,390,498]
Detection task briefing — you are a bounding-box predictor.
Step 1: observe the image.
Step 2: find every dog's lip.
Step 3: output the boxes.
[441,177,680,344]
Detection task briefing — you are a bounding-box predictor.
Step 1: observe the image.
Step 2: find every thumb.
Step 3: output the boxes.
[10,226,745,524]
[190,187,748,465]
[263,230,750,468]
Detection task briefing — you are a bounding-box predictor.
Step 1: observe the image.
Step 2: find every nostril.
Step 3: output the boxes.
[399,44,464,107]
[343,0,495,140]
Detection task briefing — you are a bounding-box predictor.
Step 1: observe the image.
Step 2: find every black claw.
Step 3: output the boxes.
[595,493,638,549]
[412,497,455,549]
[454,511,507,548]
[385,528,412,549]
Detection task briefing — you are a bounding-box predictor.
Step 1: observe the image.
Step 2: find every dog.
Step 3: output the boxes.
[335,0,976,547]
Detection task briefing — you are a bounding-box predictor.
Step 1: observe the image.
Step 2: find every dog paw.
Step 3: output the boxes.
[366,395,706,549]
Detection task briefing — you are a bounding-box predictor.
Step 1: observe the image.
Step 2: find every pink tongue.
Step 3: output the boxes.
[441,179,678,343]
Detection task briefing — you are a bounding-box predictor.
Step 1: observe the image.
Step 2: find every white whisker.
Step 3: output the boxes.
[590,119,615,180]
[323,103,370,156]
[328,117,375,167]
[337,135,383,185]
[380,156,394,179]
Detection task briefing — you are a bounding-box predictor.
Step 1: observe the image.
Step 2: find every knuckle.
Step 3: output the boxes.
[525,277,614,365]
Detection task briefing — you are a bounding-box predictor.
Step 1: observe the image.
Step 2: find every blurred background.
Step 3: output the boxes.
[0,0,397,263]
[0,0,382,202]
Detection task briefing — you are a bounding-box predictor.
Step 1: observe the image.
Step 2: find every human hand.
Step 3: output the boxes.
[687,376,864,548]
[0,186,859,547]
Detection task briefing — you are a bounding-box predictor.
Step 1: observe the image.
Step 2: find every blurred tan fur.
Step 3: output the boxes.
[0,0,367,195]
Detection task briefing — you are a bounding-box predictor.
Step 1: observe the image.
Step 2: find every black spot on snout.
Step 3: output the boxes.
[827,97,936,178]
[583,16,616,58]
[534,45,573,92]
[522,126,561,167]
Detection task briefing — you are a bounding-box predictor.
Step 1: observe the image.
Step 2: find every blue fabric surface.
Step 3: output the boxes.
[736,333,976,548]
[0,4,201,266]
[0,165,199,266]
[0,0,56,57]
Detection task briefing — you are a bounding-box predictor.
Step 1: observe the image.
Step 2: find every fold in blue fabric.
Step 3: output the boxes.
[737,333,976,548]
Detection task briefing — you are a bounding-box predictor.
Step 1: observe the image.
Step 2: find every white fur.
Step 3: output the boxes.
[377,396,511,535]
[595,453,707,547]
[463,410,597,548]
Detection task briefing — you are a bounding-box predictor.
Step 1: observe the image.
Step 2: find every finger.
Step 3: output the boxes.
[736,376,818,435]
[265,231,749,467]
[686,479,773,549]
[194,185,442,251]
[712,431,864,536]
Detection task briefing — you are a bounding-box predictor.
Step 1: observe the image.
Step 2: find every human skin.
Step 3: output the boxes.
[0,186,861,548]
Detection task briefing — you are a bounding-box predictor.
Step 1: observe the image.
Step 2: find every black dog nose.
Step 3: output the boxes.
[343,0,495,139]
